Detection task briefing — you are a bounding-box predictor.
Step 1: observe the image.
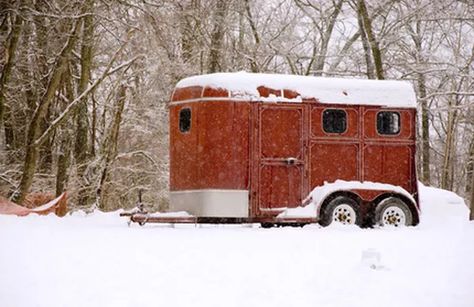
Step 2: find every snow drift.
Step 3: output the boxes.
[0,185,472,307]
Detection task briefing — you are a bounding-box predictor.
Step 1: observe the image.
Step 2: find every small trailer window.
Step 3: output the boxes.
[323,109,347,133]
[179,108,191,133]
[377,111,400,135]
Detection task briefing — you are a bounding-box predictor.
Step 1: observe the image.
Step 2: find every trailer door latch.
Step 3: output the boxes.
[286,157,297,165]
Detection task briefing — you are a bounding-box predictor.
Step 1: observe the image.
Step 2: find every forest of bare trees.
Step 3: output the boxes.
[0,0,473,214]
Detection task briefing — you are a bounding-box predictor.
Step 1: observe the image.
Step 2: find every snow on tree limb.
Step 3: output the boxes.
[33,55,142,148]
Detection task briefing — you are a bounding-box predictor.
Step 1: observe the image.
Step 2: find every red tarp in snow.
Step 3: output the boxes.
[0,192,67,217]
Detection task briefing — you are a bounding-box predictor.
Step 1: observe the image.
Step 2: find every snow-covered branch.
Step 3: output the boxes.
[33,51,143,148]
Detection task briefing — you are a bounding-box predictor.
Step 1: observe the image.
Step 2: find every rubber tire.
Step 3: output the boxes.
[375,197,413,227]
[319,196,361,227]
[261,222,274,228]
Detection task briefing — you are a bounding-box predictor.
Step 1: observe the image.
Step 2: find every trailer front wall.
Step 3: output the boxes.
[169,100,251,217]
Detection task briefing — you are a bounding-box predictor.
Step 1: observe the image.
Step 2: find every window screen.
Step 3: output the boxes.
[377,111,400,135]
[323,109,347,133]
[179,108,191,133]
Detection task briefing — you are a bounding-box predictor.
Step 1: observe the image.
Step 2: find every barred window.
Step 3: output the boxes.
[179,108,191,133]
[377,111,400,135]
[323,109,347,133]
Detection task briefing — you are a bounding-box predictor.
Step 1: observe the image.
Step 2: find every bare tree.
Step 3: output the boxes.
[14,5,83,204]
[294,0,344,76]
[356,0,384,79]
[75,0,94,207]
[0,1,23,130]
[208,1,228,73]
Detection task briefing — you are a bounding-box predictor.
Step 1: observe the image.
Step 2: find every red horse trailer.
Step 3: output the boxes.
[126,72,419,227]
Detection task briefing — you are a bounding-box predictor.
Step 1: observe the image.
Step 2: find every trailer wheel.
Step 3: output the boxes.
[375,197,413,227]
[261,222,274,228]
[320,196,361,226]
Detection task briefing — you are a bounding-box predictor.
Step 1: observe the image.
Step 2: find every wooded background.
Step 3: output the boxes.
[0,0,473,213]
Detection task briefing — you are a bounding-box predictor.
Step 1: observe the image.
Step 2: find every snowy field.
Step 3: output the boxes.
[1,185,473,307]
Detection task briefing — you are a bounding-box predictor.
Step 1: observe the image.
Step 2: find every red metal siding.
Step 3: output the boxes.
[170,103,198,190]
[362,108,416,194]
[309,105,360,189]
[310,142,359,187]
[172,86,203,102]
[255,104,305,216]
[363,108,414,140]
[310,106,359,139]
[170,85,419,218]
[169,101,250,191]
[197,101,250,189]
[363,145,412,191]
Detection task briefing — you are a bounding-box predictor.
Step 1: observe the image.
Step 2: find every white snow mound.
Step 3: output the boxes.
[278,180,415,218]
[176,72,416,108]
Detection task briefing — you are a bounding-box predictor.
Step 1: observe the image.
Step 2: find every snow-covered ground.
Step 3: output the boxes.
[1,185,473,307]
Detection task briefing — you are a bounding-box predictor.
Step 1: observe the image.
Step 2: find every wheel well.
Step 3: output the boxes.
[319,191,362,216]
[372,193,419,226]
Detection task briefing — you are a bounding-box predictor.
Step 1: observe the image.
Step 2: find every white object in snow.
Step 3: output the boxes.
[176,72,417,108]
[361,248,383,270]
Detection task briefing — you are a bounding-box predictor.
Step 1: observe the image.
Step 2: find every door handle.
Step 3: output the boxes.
[285,157,297,165]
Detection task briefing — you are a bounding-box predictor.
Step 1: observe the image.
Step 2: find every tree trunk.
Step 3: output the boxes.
[97,84,127,210]
[180,0,200,64]
[75,0,94,207]
[2,3,26,159]
[470,170,474,221]
[35,0,53,172]
[55,68,76,197]
[407,12,431,184]
[90,94,97,157]
[441,98,458,190]
[466,134,474,220]
[38,106,53,171]
[356,2,374,79]
[244,0,260,72]
[0,4,23,130]
[313,0,343,76]
[14,12,82,204]
[466,136,474,193]
[418,74,431,184]
[55,133,71,196]
[357,0,384,79]
[207,1,227,73]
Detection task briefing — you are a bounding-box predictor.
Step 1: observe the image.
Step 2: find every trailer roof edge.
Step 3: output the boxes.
[175,72,417,109]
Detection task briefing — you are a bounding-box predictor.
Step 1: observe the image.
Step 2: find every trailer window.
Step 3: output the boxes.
[179,108,191,133]
[323,109,347,133]
[377,111,400,135]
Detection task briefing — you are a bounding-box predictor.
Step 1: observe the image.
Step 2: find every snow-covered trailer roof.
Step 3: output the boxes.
[175,72,417,108]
